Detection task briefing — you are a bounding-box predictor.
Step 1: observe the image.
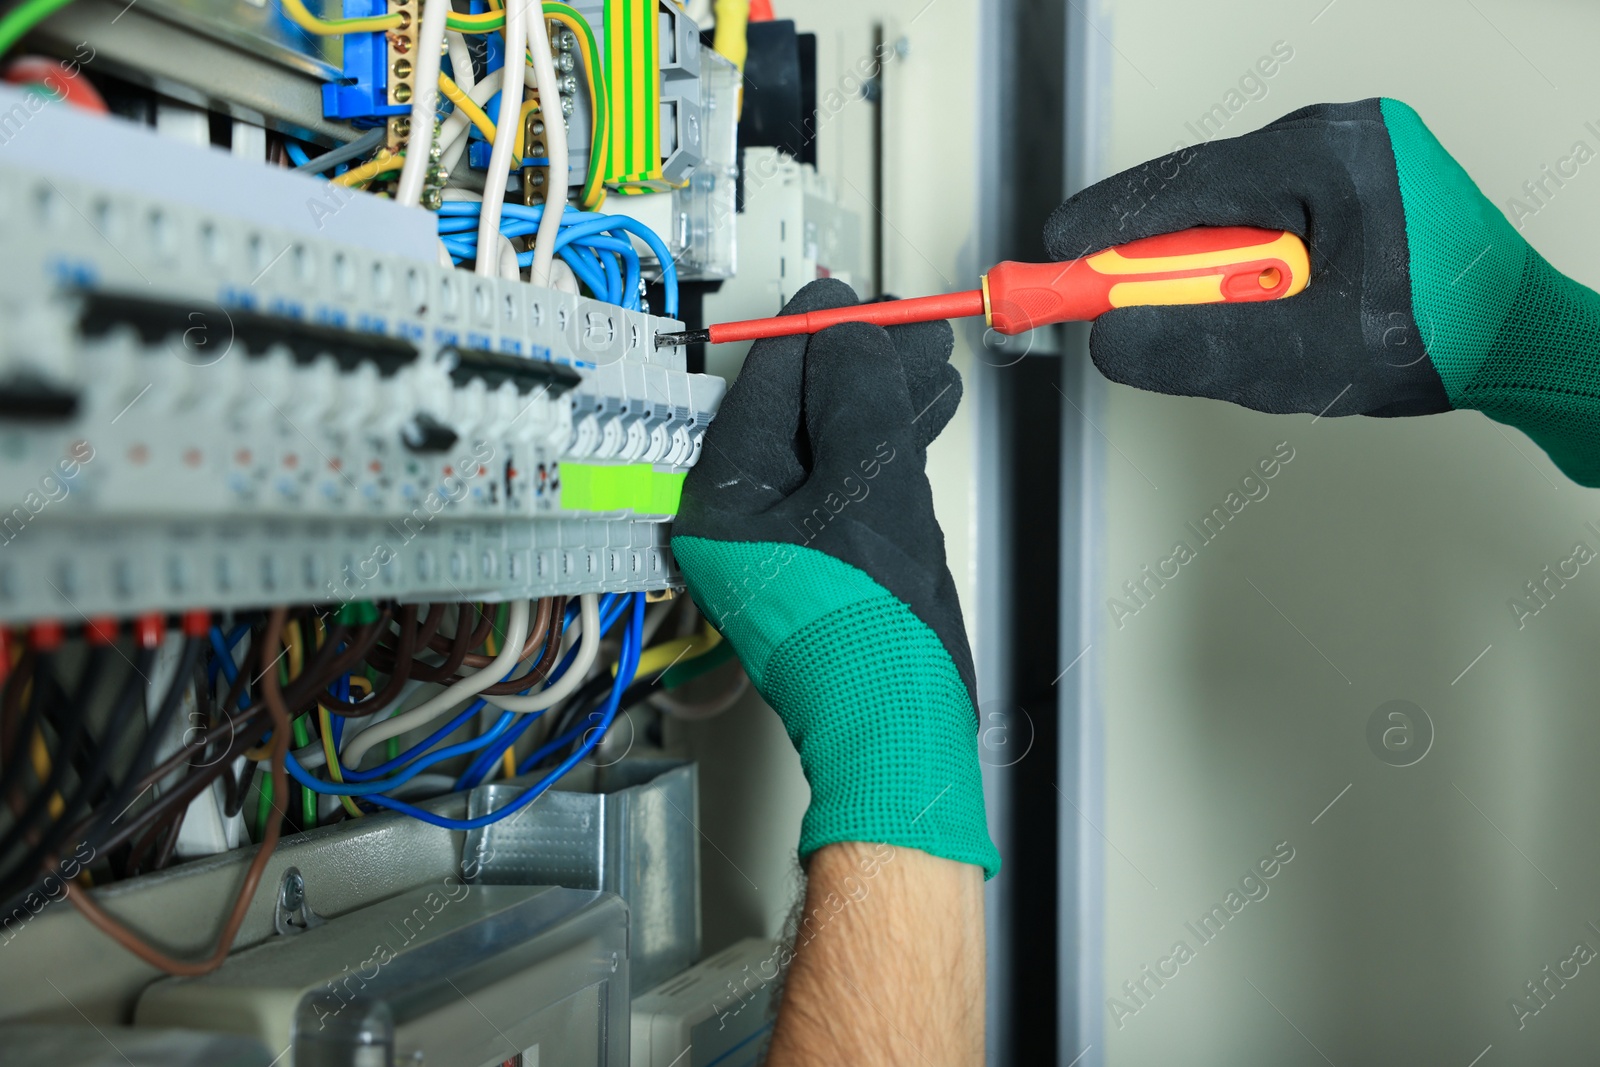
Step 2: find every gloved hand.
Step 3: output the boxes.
[1045,97,1600,486]
[671,279,999,878]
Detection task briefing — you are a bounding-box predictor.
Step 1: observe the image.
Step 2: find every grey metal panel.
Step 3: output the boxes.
[136,885,630,1067]
[1059,3,1112,1061]
[1,798,468,1026]
[464,760,701,993]
[0,1024,274,1066]
[974,0,1015,1053]
[26,0,353,143]
[0,84,433,260]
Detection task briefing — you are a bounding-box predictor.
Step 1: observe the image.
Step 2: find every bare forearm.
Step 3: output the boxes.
[766,842,986,1066]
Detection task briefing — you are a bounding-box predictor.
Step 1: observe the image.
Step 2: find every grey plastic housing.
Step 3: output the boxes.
[0,86,724,620]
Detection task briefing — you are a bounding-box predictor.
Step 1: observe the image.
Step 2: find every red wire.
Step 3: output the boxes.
[3,57,109,114]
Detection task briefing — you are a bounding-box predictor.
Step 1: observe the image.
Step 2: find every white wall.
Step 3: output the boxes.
[1094,1,1600,1063]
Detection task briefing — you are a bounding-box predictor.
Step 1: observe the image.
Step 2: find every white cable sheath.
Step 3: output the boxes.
[396,0,451,207]
[340,599,531,768]
[550,254,582,292]
[500,236,522,279]
[475,0,527,276]
[549,257,579,294]
[440,76,500,175]
[484,593,600,712]
[520,4,567,285]
[445,30,476,93]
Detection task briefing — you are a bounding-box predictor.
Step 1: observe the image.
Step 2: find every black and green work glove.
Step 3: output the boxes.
[1046,97,1600,486]
[672,279,999,878]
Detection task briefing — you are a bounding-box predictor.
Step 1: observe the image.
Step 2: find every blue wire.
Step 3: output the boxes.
[435,204,673,314]
[455,592,632,789]
[208,626,252,707]
[556,244,612,301]
[286,707,513,796]
[328,595,611,790]
[284,141,312,167]
[337,697,488,782]
[363,593,645,830]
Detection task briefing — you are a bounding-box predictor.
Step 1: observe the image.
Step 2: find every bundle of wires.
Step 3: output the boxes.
[0,614,288,976]
[437,201,679,315]
[0,592,736,976]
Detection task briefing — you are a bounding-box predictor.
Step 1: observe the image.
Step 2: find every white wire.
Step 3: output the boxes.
[499,236,522,280]
[440,75,500,176]
[475,0,527,276]
[445,30,476,93]
[340,599,532,768]
[650,670,750,721]
[484,593,600,712]
[396,0,450,208]
[549,257,580,294]
[438,29,476,193]
[520,4,567,285]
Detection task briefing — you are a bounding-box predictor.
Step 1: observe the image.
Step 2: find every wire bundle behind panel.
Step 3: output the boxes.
[0,592,741,974]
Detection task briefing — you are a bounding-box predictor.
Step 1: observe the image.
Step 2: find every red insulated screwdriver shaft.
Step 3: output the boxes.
[654,290,988,347]
[654,226,1313,348]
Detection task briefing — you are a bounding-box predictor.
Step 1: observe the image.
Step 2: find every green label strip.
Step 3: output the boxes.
[559,463,685,514]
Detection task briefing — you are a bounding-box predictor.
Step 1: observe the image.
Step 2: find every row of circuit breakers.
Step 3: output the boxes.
[0,81,725,624]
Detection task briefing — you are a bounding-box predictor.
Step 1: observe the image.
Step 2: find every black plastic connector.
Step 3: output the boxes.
[78,291,418,377]
[442,347,583,397]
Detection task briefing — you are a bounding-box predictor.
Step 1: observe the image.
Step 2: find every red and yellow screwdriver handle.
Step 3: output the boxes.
[983,225,1311,335]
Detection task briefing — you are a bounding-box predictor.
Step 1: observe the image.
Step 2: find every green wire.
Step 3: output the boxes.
[0,0,75,57]
[291,714,316,828]
[255,776,272,842]
[660,639,736,689]
[493,602,508,652]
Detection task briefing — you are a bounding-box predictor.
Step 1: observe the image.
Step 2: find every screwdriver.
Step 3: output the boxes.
[655,226,1310,347]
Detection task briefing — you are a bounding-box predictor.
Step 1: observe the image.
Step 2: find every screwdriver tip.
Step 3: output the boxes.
[654,330,710,348]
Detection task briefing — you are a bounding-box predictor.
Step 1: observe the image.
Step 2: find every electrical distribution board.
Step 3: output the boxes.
[0,84,723,622]
[0,1,861,1064]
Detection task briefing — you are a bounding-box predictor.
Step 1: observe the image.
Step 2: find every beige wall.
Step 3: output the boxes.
[1095,1,1600,1062]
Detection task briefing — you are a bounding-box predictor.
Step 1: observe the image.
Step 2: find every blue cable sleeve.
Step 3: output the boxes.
[369,593,645,830]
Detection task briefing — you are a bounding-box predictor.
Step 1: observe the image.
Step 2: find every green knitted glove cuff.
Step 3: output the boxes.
[671,536,1000,879]
[1383,97,1600,486]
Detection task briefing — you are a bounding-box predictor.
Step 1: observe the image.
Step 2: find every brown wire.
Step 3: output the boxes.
[321,604,418,716]
[279,604,396,714]
[458,598,551,669]
[406,604,483,683]
[67,607,290,977]
[476,599,569,695]
[414,602,447,649]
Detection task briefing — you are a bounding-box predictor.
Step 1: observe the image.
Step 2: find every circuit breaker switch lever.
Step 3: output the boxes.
[655,226,1310,347]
